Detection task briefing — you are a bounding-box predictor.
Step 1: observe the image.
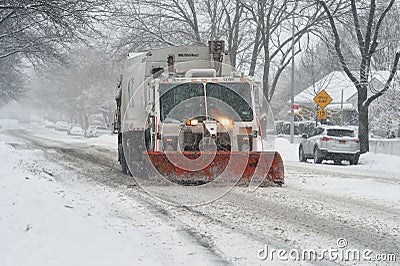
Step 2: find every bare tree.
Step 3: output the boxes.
[219,0,246,67]
[112,0,348,108]
[112,0,204,53]
[369,75,400,136]
[318,0,400,153]
[298,41,342,91]
[0,55,25,106]
[31,46,119,125]
[0,0,111,106]
[0,0,110,61]
[112,0,251,67]
[242,0,341,102]
[370,2,400,70]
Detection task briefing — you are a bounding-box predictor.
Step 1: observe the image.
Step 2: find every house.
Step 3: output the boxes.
[294,71,357,110]
[292,71,398,125]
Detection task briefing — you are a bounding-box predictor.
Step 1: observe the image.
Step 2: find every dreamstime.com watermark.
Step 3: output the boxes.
[257,238,397,262]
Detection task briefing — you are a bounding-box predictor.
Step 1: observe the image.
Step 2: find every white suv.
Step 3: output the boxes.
[299,126,360,165]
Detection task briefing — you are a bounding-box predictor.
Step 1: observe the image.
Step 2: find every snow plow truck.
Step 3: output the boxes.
[114,41,284,186]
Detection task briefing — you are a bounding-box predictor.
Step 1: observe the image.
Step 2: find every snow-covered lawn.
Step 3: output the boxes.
[0,133,216,266]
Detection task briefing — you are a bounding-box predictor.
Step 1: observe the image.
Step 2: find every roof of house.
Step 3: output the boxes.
[294,71,397,105]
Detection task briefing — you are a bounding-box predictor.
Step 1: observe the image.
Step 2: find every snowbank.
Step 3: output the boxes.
[0,119,19,130]
[275,137,299,162]
[359,152,400,175]
[0,137,216,266]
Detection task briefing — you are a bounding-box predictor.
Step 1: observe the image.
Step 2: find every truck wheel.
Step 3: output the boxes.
[119,143,131,176]
[299,146,307,162]
[313,147,323,164]
[350,155,359,165]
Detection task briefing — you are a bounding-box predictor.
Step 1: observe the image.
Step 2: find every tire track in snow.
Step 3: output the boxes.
[9,129,399,265]
[9,129,341,265]
[7,129,232,265]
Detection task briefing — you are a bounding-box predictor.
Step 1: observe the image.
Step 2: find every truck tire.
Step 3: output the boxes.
[119,143,131,176]
[313,147,323,164]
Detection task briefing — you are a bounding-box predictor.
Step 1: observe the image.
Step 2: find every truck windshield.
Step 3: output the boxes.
[159,82,253,122]
[159,83,204,122]
[206,83,253,122]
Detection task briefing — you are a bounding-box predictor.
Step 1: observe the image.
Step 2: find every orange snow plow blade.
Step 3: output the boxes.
[146,151,284,186]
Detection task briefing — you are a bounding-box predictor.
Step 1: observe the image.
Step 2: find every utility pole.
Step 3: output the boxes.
[341,89,344,125]
[290,3,296,144]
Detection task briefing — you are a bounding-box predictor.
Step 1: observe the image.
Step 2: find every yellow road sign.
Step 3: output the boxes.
[314,90,333,109]
[318,109,327,120]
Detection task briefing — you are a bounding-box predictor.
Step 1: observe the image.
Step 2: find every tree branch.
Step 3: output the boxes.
[318,0,360,88]
[369,0,396,56]
[364,51,400,107]
[350,0,364,54]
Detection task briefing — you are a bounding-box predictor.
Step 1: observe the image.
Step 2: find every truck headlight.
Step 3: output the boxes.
[185,119,199,126]
[220,118,232,127]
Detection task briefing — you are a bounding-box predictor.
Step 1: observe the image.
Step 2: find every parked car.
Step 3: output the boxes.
[275,121,284,135]
[44,120,55,128]
[299,126,360,165]
[84,125,110,138]
[84,125,96,138]
[54,121,70,132]
[96,126,111,136]
[283,121,300,135]
[298,121,315,135]
[68,125,84,136]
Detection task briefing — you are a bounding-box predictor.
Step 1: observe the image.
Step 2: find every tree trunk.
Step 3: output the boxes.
[261,18,271,101]
[229,1,242,68]
[248,29,261,76]
[262,51,270,102]
[358,105,369,153]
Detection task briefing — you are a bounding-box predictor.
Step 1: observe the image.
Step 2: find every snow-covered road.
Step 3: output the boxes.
[1,123,399,265]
